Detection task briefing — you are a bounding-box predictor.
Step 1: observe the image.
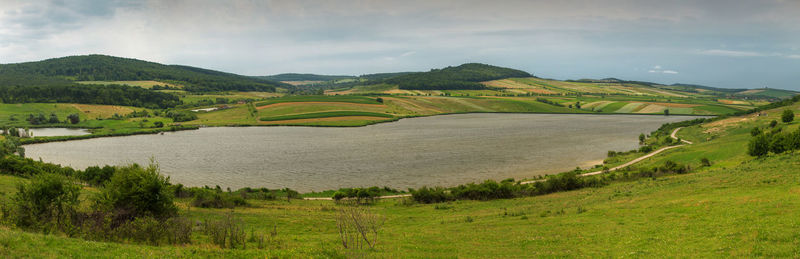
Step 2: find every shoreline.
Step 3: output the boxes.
[19,111,713,145]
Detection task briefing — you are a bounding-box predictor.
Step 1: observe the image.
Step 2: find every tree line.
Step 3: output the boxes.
[0,84,181,109]
[385,63,531,90]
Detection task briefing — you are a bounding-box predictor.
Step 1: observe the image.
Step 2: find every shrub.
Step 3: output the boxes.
[770,120,778,128]
[113,216,193,245]
[67,113,80,124]
[410,186,452,204]
[335,203,385,249]
[78,165,116,186]
[190,189,247,208]
[700,157,711,167]
[204,212,247,249]
[94,163,177,224]
[5,173,80,233]
[782,109,794,123]
[748,134,771,157]
[751,127,762,136]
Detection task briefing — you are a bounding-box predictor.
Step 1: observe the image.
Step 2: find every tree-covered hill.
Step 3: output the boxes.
[385,63,532,90]
[258,73,355,82]
[0,55,286,92]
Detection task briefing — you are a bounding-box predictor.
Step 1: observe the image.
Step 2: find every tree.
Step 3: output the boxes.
[48,113,60,124]
[748,134,770,157]
[664,109,670,116]
[782,109,794,123]
[67,113,80,124]
[639,133,646,144]
[575,102,581,109]
[153,121,164,128]
[770,120,778,128]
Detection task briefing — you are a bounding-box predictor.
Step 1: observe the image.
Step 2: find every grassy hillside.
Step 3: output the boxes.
[0,55,286,92]
[1,99,800,257]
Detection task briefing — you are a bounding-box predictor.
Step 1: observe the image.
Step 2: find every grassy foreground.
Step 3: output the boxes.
[1,100,799,257]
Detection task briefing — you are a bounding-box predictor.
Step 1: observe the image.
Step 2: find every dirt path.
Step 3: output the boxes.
[305,127,690,199]
[520,127,689,184]
[303,194,411,201]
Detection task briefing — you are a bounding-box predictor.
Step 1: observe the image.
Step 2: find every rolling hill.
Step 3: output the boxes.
[0,55,287,92]
[384,63,532,90]
[258,73,355,82]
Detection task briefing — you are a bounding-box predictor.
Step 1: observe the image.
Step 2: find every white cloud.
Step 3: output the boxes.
[653,65,661,69]
[787,54,800,59]
[648,70,657,73]
[400,51,416,57]
[699,49,765,57]
[662,70,678,74]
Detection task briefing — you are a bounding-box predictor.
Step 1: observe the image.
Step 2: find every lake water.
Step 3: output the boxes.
[29,128,91,137]
[24,114,704,192]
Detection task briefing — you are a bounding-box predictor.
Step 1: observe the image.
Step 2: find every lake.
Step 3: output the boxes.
[24,114,705,192]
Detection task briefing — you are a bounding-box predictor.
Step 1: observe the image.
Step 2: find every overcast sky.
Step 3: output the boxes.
[1,0,798,89]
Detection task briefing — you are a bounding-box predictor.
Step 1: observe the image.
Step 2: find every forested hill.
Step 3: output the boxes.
[259,73,355,82]
[384,63,532,90]
[0,55,286,92]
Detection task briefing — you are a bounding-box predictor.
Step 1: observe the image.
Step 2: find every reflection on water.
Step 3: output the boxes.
[25,114,705,192]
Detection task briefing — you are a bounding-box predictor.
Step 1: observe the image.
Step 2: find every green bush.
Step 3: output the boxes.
[190,189,247,208]
[94,163,177,224]
[77,165,116,186]
[5,173,80,233]
[782,109,794,123]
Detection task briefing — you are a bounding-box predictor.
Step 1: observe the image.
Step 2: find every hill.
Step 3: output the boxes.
[0,55,286,92]
[384,63,532,90]
[258,73,355,82]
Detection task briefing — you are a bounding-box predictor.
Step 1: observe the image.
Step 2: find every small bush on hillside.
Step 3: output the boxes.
[410,187,452,204]
[77,165,116,186]
[191,189,247,208]
[94,163,177,225]
[782,109,794,123]
[748,134,772,157]
[5,173,80,234]
[751,127,762,136]
[700,157,711,167]
[770,120,778,128]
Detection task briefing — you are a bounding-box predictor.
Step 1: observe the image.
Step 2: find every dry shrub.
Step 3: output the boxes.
[335,201,386,249]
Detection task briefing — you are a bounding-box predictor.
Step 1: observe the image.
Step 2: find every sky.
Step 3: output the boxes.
[0,0,798,90]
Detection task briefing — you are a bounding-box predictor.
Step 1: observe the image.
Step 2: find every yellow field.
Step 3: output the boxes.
[70,104,138,119]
